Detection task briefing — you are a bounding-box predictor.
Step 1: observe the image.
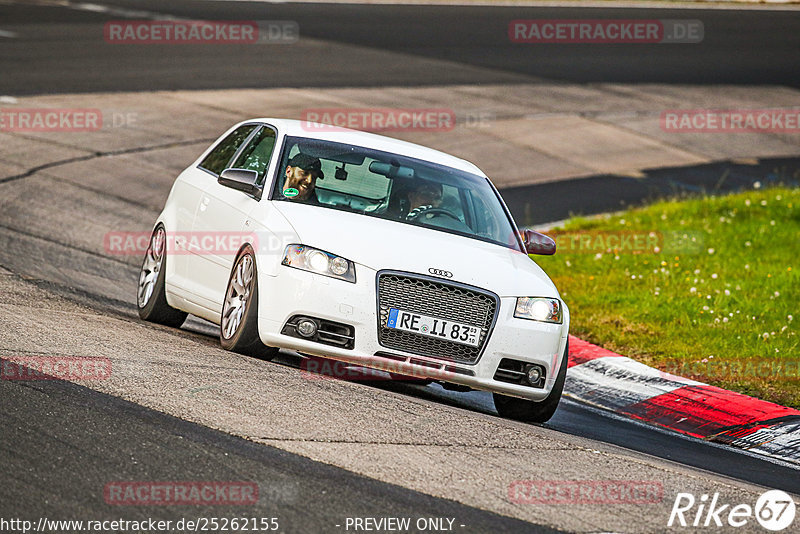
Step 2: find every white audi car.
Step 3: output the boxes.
[137,118,570,422]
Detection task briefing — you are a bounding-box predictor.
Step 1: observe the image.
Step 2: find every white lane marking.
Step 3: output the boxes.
[72,3,108,12]
[68,2,177,20]
[0,30,17,38]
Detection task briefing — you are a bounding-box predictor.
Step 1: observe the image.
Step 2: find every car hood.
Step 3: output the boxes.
[272,202,559,298]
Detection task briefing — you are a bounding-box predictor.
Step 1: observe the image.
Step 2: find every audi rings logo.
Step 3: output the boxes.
[428,268,453,278]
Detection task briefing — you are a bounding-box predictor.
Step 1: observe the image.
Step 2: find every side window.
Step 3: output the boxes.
[198,124,257,175]
[230,126,277,184]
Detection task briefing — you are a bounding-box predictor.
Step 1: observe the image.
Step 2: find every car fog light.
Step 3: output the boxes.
[297,319,318,338]
[526,366,541,384]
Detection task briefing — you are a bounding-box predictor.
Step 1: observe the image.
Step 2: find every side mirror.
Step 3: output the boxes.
[522,230,556,255]
[218,168,259,195]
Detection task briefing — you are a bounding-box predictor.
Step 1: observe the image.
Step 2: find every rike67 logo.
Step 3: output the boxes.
[668,490,796,531]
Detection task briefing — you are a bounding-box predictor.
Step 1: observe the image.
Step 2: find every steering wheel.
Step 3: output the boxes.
[407,207,462,222]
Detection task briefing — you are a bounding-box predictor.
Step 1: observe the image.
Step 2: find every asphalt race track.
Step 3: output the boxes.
[1,1,799,533]
[0,370,555,533]
[2,0,800,94]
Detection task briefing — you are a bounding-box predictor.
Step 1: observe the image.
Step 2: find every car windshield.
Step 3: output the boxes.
[271,136,523,251]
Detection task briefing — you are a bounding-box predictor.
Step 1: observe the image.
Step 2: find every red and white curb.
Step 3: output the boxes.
[564,335,800,466]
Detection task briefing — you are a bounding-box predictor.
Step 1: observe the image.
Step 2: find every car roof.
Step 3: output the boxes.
[247,118,487,178]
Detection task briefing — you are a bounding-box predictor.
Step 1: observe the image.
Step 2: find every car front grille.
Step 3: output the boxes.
[376,271,498,364]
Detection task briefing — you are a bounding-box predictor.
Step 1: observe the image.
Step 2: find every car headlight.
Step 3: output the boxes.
[514,297,562,324]
[281,245,356,283]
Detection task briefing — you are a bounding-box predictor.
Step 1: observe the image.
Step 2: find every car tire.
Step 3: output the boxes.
[137,224,188,328]
[493,340,569,423]
[220,246,278,360]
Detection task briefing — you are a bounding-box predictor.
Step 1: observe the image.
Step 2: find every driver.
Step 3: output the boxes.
[406,180,443,220]
[283,153,324,203]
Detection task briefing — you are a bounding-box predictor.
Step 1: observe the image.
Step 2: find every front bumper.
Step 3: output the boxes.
[257,264,569,401]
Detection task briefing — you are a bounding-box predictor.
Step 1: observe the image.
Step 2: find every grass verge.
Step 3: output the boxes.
[534,186,799,408]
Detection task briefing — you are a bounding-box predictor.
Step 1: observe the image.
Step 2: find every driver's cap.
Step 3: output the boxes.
[288,153,324,179]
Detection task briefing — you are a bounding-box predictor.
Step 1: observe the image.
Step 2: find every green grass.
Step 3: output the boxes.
[534,186,799,408]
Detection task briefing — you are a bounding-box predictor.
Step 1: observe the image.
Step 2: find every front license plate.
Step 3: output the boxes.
[387,308,480,347]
